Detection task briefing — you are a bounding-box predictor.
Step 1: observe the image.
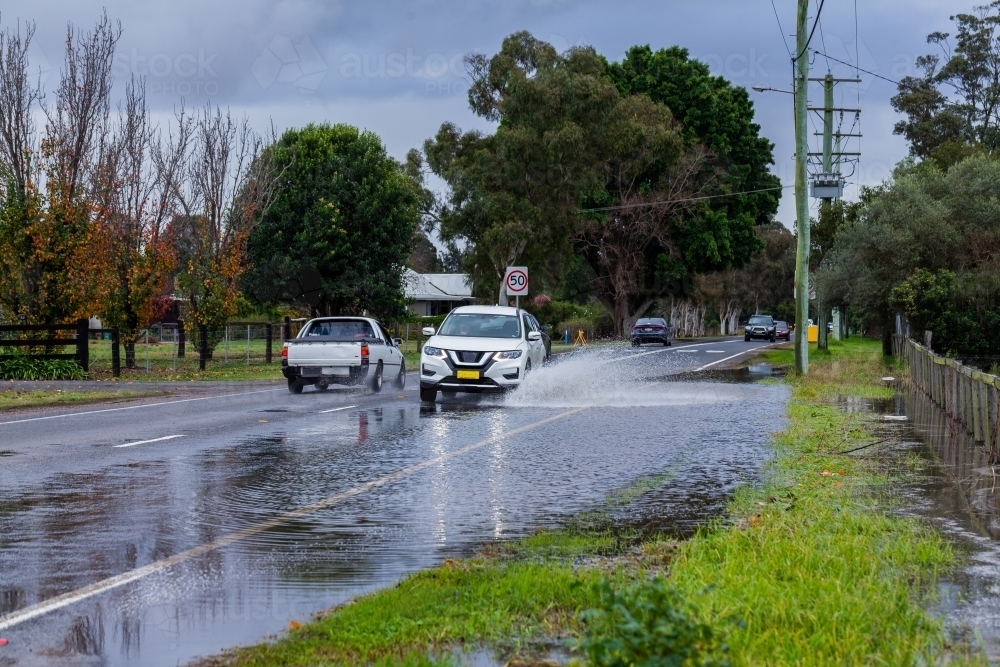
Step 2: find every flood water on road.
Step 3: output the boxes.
[0,346,788,666]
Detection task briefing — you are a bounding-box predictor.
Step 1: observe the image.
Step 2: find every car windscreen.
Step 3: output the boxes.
[748,316,772,325]
[438,313,521,338]
[303,319,375,340]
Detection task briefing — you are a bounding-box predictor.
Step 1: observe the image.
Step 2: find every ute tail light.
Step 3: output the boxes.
[361,343,370,364]
[281,344,288,366]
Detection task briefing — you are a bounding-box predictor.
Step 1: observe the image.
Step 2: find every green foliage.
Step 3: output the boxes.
[0,356,86,380]
[577,577,729,667]
[822,155,1000,354]
[608,45,781,265]
[891,3,1000,165]
[891,268,1000,356]
[244,123,420,320]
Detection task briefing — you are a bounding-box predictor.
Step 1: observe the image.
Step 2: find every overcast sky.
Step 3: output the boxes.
[4,0,969,227]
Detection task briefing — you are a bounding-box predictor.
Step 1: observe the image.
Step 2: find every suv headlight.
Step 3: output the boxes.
[493,350,523,361]
[423,345,446,358]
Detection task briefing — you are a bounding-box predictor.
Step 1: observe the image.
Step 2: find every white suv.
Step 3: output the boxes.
[419,306,546,402]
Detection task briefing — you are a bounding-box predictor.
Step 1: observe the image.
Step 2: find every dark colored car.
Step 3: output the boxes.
[775,320,791,341]
[524,312,551,359]
[744,315,776,342]
[631,317,672,346]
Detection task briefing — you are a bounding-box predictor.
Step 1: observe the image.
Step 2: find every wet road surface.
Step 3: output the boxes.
[0,338,787,666]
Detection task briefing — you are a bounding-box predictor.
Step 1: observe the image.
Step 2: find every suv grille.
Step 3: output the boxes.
[456,351,484,363]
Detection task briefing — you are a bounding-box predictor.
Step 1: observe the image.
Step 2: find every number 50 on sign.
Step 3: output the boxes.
[504,267,529,296]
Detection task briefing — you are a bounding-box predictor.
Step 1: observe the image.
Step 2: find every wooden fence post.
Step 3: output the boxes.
[76,318,90,373]
[111,327,121,378]
[284,316,291,342]
[265,323,273,363]
[199,324,208,371]
[177,319,186,358]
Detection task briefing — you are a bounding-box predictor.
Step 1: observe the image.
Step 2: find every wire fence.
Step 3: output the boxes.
[81,319,432,377]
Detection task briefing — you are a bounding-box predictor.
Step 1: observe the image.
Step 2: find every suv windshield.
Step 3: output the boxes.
[748,316,772,325]
[438,313,521,339]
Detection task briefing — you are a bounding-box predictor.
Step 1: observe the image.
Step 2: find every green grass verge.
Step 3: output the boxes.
[0,388,168,412]
[203,337,971,666]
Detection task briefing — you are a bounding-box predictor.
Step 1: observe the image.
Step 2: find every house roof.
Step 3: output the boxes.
[404,269,475,301]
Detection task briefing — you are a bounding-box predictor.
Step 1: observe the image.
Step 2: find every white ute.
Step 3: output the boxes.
[282,317,406,394]
[418,305,546,403]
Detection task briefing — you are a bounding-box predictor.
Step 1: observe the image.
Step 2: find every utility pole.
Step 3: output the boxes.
[793,0,810,374]
[808,73,861,352]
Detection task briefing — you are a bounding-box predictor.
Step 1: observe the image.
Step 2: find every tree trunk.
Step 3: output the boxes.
[818,303,828,350]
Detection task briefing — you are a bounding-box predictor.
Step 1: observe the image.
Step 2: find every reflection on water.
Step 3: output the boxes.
[868,385,1000,659]
[0,379,787,667]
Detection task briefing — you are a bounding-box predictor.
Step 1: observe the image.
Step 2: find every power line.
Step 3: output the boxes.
[794,0,825,61]
[811,50,899,85]
[579,185,792,213]
[769,0,793,59]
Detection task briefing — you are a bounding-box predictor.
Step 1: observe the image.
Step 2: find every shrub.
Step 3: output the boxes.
[0,357,87,380]
[577,577,730,667]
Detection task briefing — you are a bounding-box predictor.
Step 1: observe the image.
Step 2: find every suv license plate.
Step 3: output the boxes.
[456,370,480,380]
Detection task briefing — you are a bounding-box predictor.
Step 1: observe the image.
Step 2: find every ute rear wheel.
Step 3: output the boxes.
[288,378,304,394]
[420,387,437,403]
[369,361,383,393]
[394,359,406,389]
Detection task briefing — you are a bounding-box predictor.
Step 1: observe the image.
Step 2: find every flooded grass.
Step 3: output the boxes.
[199,339,969,666]
[665,338,969,665]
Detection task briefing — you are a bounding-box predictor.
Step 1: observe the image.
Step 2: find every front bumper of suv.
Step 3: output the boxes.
[419,349,524,392]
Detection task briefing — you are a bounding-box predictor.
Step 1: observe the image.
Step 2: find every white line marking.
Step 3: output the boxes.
[0,406,587,631]
[320,405,357,414]
[694,343,776,371]
[113,435,185,449]
[0,388,283,426]
[615,341,725,362]
[705,350,726,353]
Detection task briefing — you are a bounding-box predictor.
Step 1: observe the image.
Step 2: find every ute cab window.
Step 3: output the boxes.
[438,313,521,339]
[304,319,375,340]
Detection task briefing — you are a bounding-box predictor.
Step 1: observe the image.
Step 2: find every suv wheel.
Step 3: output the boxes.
[420,387,437,403]
[744,334,751,342]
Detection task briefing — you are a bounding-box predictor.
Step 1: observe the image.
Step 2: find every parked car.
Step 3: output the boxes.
[282,317,406,394]
[744,315,776,342]
[631,317,672,346]
[419,305,547,402]
[775,320,791,341]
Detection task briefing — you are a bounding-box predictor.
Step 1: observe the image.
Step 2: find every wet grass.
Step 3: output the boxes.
[669,338,962,664]
[203,337,974,666]
[0,388,167,412]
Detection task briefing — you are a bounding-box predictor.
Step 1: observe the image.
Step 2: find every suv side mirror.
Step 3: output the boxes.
[527,331,542,341]
[421,327,435,336]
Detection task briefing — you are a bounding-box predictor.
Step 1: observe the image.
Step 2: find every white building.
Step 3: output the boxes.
[404,269,475,316]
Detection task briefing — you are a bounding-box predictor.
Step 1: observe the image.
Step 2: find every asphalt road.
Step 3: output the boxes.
[0,337,787,666]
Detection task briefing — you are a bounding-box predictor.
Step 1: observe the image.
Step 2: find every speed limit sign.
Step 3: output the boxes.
[504,266,529,296]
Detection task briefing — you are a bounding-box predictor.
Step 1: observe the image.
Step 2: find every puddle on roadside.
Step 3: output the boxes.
[844,386,1000,661]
